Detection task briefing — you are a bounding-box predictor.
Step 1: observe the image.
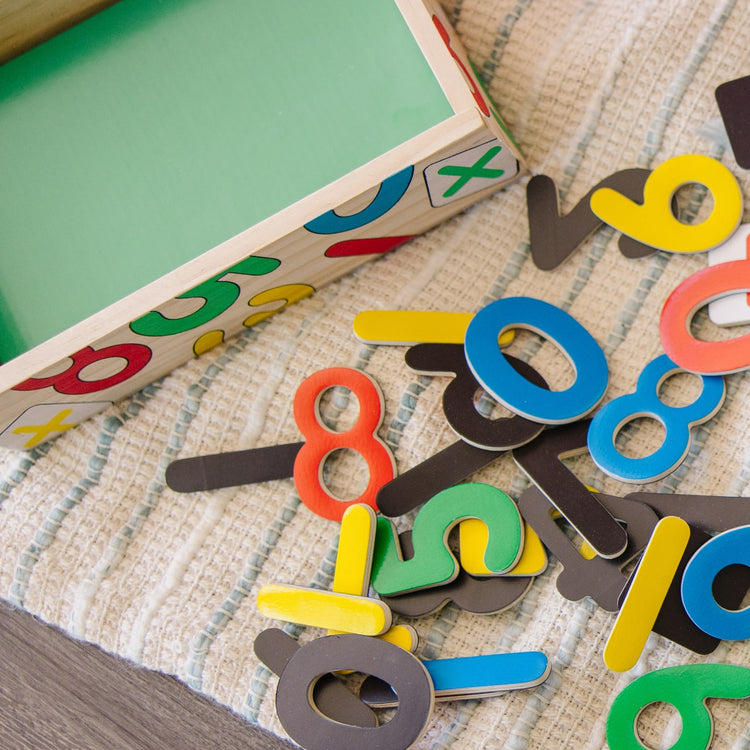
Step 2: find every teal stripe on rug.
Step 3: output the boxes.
[0,443,51,511]
[8,384,159,607]
[69,328,262,638]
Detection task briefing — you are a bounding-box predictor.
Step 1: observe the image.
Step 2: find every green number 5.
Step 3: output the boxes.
[130,255,280,337]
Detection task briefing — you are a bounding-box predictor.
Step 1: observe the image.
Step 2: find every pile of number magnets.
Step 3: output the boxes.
[166,153,750,750]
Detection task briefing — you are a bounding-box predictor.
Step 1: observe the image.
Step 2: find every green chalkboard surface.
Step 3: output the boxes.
[0,0,452,362]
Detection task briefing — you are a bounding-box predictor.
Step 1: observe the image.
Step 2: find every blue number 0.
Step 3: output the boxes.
[587,353,725,483]
[464,296,609,424]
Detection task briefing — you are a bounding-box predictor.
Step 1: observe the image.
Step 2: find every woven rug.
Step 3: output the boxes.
[3,0,750,747]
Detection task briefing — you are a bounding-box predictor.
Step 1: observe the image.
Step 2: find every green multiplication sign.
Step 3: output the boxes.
[0,0,452,363]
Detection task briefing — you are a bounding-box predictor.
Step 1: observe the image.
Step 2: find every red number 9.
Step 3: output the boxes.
[293,368,396,522]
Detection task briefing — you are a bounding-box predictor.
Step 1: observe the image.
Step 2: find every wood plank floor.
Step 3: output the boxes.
[0,601,294,749]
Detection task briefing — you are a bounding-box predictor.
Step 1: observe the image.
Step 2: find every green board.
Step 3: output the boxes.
[0,0,452,362]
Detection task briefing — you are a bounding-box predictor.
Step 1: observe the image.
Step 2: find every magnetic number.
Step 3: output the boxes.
[274,633,434,750]
[361,650,550,705]
[254,628,377,728]
[256,583,391,636]
[513,420,627,560]
[329,504,418,651]
[293,367,396,522]
[380,526,532,617]
[304,166,413,234]
[405,343,546,449]
[129,255,280,337]
[243,283,314,328]
[587,354,725,483]
[660,258,750,374]
[526,169,656,270]
[591,153,742,253]
[603,516,691,673]
[12,344,152,395]
[516,485,657,612]
[606,664,750,750]
[371,482,523,597]
[464,296,609,424]
[681,525,750,640]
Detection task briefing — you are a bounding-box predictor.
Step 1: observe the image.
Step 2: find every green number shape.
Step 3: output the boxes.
[606,664,750,750]
[371,482,523,597]
[130,255,280,337]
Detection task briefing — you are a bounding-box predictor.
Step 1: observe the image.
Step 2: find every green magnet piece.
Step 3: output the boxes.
[371,482,523,597]
[606,663,750,750]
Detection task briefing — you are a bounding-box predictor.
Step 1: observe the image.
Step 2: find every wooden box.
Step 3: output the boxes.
[0,0,524,449]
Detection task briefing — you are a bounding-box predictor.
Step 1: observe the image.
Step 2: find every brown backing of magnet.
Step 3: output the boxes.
[274,633,434,750]
[405,343,547,450]
[165,442,303,492]
[513,420,628,559]
[376,438,502,517]
[716,76,750,169]
[526,169,655,270]
[628,492,750,534]
[253,628,378,729]
[517,486,658,612]
[380,529,532,617]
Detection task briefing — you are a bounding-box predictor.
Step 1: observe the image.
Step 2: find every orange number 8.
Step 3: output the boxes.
[293,368,396,522]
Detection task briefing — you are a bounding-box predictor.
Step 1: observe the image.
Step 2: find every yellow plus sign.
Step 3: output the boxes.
[12,409,76,448]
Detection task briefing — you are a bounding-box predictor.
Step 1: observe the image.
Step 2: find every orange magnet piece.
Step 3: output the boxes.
[660,259,750,375]
[293,367,396,521]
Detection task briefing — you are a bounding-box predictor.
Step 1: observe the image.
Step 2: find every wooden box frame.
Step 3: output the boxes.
[0,0,524,449]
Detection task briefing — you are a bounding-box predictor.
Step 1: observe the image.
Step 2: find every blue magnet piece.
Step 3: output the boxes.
[681,525,750,641]
[464,297,608,424]
[359,650,550,707]
[588,354,726,483]
[424,651,550,696]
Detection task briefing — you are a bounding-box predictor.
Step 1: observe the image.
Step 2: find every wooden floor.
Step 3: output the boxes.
[0,601,294,749]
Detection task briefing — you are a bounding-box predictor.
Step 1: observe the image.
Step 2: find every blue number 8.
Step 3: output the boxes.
[587,354,725,483]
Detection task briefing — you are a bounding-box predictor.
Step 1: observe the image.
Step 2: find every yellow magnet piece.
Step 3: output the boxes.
[327,504,418,653]
[329,622,419,656]
[353,310,514,346]
[376,624,419,653]
[459,519,546,576]
[590,154,742,253]
[603,516,690,673]
[257,584,392,636]
[331,504,377,597]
